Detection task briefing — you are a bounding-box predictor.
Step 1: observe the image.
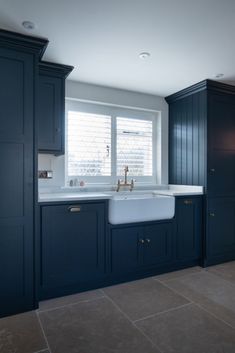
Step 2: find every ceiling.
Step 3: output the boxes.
[1,0,235,96]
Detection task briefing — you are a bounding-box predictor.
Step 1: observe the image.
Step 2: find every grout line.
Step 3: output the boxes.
[100,289,164,353]
[37,295,106,314]
[133,302,193,323]
[33,349,50,353]
[154,279,194,304]
[194,303,235,331]
[36,312,52,353]
[156,276,235,331]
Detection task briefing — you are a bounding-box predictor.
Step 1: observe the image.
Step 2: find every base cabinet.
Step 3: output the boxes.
[176,197,202,262]
[110,223,173,275]
[39,196,202,301]
[207,197,235,264]
[40,202,106,299]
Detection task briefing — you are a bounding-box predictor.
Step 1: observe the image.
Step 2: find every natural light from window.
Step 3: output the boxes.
[66,101,158,185]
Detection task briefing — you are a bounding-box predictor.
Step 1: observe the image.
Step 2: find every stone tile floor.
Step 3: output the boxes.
[2,262,235,352]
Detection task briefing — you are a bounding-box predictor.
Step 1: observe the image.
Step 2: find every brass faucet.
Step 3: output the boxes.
[116,166,135,192]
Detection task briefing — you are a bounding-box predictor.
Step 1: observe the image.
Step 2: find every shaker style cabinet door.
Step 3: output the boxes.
[207,197,235,264]
[175,197,202,262]
[37,74,63,153]
[40,203,106,299]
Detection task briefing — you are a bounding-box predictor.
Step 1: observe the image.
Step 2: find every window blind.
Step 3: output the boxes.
[67,111,111,176]
[116,117,153,176]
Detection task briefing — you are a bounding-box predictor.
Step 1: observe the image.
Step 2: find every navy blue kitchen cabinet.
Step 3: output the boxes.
[39,196,202,300]
[38,62,73,155]
[111,227,143,274]
[207,92,235,197]
[110,222,174,275]
[206,197,235,265]
[166,80,235,266]
[0,30,47,317]
[143,223,173,266]
[40,202,106,299]
[176,197,202,262]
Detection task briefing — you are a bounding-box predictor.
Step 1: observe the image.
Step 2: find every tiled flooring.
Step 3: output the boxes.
[2,263,235,352]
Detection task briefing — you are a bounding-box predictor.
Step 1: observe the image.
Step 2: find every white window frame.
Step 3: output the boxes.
[65,99,161,186]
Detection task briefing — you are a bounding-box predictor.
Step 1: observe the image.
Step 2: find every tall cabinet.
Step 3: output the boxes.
[0,30,48,317]
[166,80,235,266]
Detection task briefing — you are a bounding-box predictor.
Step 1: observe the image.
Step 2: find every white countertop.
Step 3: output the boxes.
[38,185,204,203]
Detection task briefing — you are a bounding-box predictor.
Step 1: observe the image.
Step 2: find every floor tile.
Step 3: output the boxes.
[155,266,203,282]
[103,277,189,321]
[39,289,104,312]
[136,303,235,353]
[207,261,235,284]
[39,297,160,353]
[0,311,47,353]
[163,270,235,328]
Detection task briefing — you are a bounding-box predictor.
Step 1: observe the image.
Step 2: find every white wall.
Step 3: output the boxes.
[38,80,169,189]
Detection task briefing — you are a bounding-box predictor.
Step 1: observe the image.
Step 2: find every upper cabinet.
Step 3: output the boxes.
[37,62,73,155]
[166,80,235,197]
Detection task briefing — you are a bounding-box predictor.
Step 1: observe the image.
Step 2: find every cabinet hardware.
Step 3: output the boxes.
[139,239,145,244]
[68,206,81,212]
[145,238,151,243]
[209,212,215,217]
[209,168,215,173]
[184,200,193,205]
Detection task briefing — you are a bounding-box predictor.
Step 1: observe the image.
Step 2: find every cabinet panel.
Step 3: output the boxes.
[38,75,63,153]
[111,227,143,274]
[207,197,235,260]
[0,56,24,136]
[143,223,173,266]
[41,203,105,296]
[208,93,235,196]
[168,90,207,186]
[176,197,202,261]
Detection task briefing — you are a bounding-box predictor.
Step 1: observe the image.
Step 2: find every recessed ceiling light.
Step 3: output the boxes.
[22,21,36,30]
[139,52,151,60]
[215,73,224,78]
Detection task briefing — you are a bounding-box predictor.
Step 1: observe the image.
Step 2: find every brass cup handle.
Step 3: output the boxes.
[68,206,81,212]
[209,212,215,217]
[184,200,193,205]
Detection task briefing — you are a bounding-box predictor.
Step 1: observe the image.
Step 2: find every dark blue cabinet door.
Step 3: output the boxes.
[0,48,35,317]
[38,74,63,154]
[111,227,143,274]
[208,93,235,196]
[176,197,202,261]
[207,197,235,264]
[143,223,173,266]
[40,203,105,298]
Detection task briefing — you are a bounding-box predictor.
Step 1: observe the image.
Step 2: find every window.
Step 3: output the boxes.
[66,100,160,185]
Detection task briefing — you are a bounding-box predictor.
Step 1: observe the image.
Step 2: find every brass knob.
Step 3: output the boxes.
[139,239,145,244]
[145,238,151,243]
[210,168,215,173]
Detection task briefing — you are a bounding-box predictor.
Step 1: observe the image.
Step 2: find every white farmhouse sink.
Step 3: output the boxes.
[108,193,175,225]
